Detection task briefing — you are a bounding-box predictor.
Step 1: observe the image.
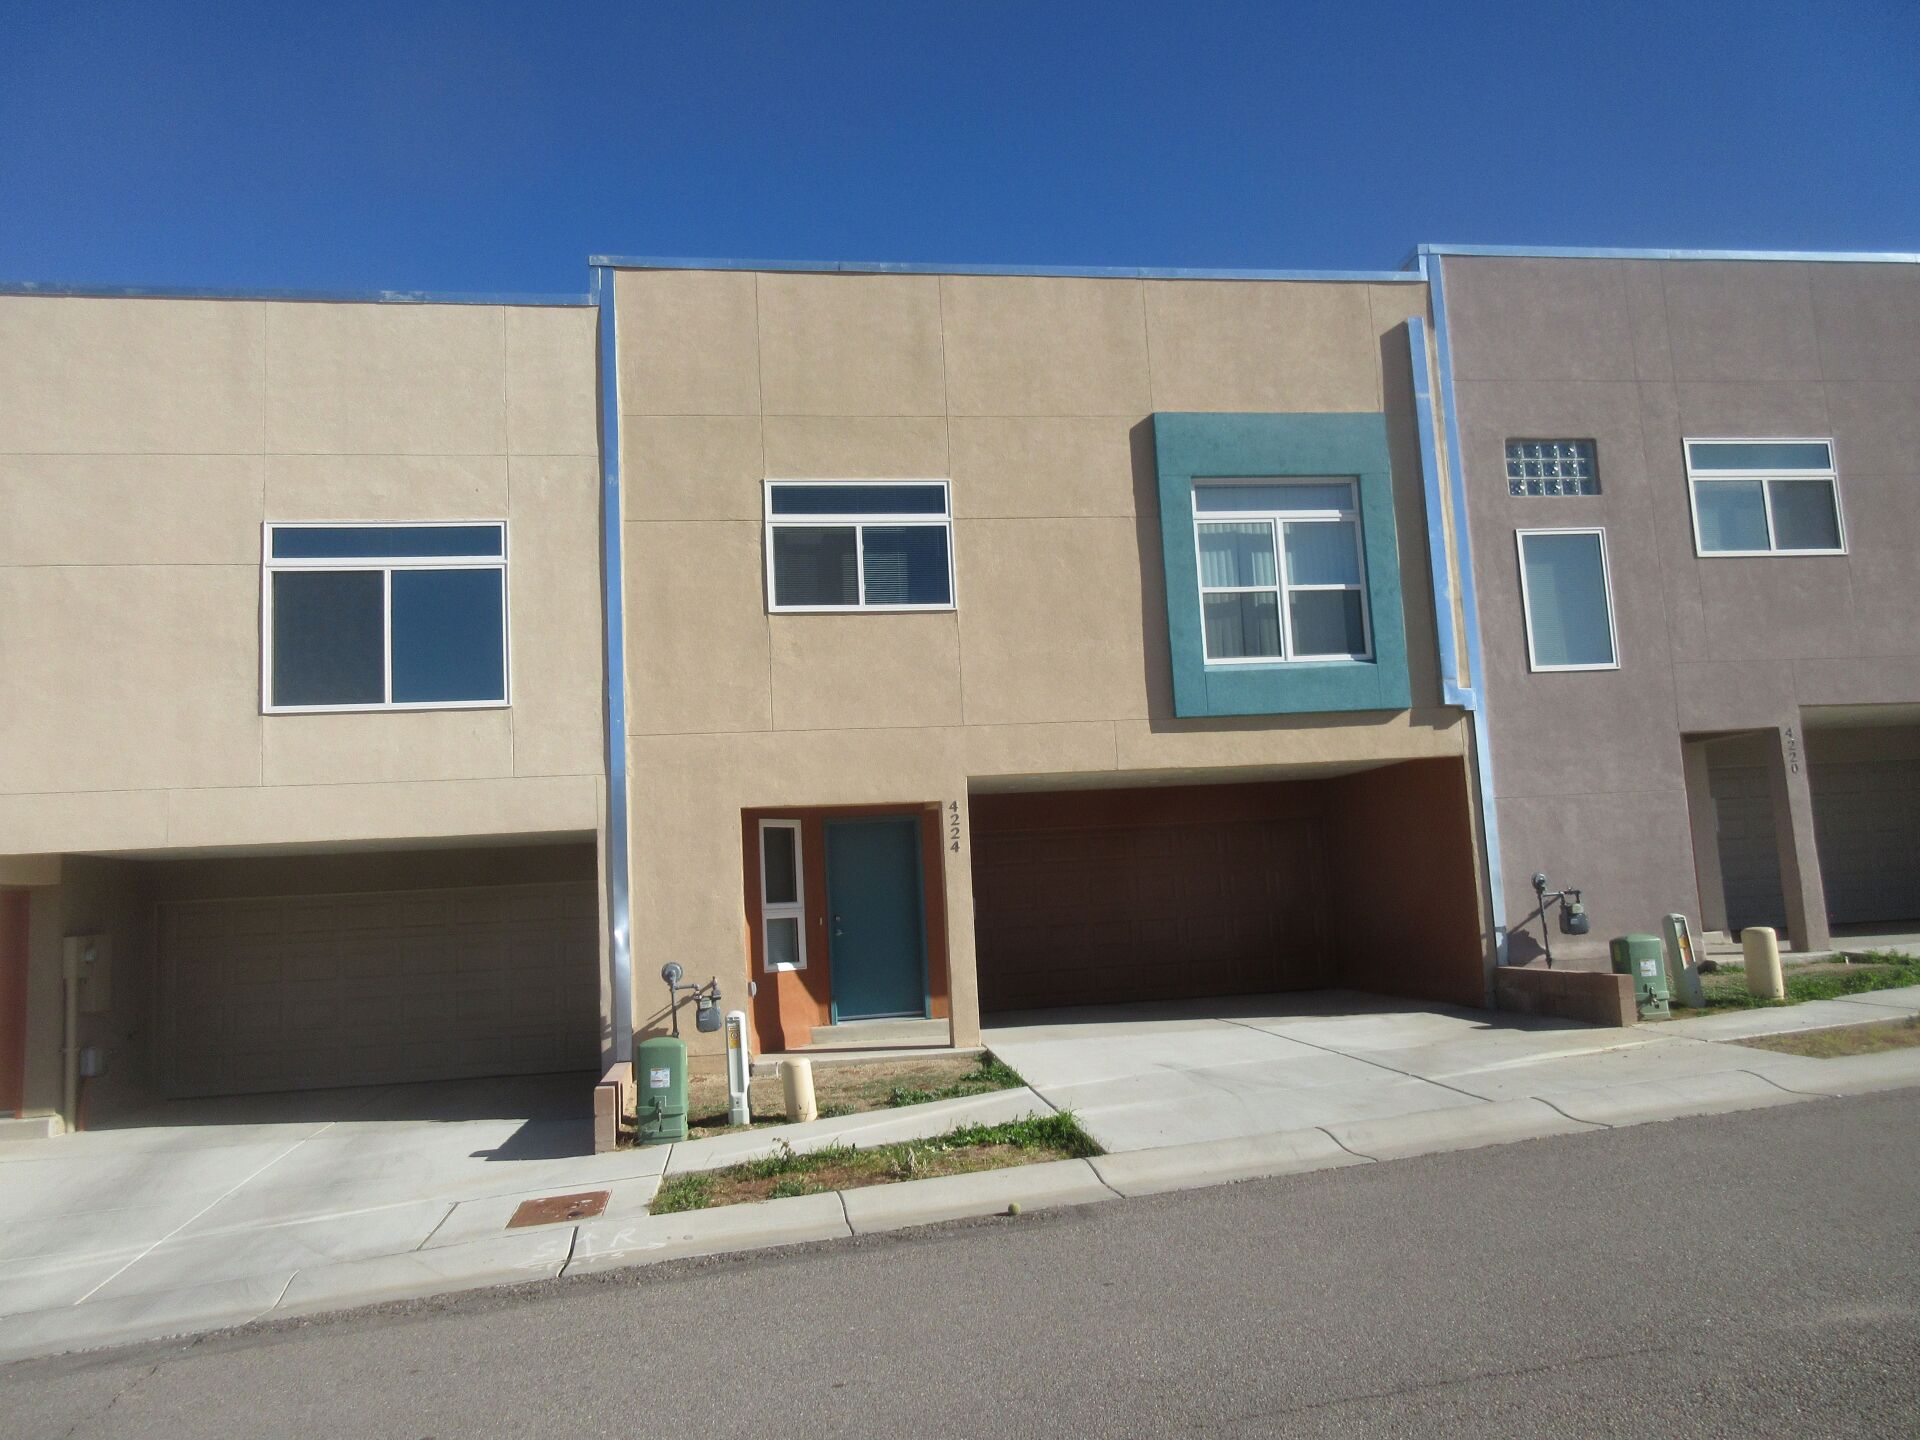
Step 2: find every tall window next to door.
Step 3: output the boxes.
[758,821,807,972]
[263,523,509,712]
[1193,480,1372,663]
[764,482,955,612]
[1685,439,1844,556]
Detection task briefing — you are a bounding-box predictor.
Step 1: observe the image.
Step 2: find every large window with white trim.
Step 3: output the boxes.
[764,482,955,612]
[1685,439,1844,556]
[262,522,509,712]
[1516,528,1619,672]
[1193,480,1372,663]
[758,820,807,973]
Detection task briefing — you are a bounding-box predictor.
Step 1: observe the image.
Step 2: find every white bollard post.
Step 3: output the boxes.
[1742,926,1786,1000]
[724,1010,751,1127]
[780,1057,817,1124]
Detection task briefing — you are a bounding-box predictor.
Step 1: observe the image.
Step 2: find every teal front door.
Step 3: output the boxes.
[825,817,928,1021]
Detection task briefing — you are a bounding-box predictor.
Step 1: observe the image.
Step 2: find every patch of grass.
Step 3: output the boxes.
[885,1053,1025,1108]
[648,1110,1099,1214]
[649,1172,716,1215]
[1733,1014,1920,1059]
[1667,950,1920,1016]
[766,1177,824,1200]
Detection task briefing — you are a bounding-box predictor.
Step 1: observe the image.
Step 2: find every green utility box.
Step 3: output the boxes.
[1610,933,1671,1020]
[636,1034,689,1145]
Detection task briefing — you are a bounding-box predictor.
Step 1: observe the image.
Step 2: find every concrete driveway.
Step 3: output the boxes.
[983,990,1756,1151]
[0,1073,666,1325]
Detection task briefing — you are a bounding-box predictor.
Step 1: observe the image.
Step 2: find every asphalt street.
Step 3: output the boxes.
[5,1091,1917,1438]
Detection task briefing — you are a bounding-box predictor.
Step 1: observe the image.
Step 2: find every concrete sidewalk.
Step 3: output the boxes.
[4,987,1918,1366]
[982,985,1920,1150]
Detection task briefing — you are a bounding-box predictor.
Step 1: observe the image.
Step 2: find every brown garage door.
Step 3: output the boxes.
[972,812,1329,1012]
[159,882,600,1097]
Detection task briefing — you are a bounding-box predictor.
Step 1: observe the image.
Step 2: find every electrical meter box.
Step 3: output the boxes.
[635,1034,689,1146]
[1610,933,1671,1020]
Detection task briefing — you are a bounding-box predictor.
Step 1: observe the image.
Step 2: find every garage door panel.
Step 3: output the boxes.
[160,881,598,1097]
[1714,755,1920,930]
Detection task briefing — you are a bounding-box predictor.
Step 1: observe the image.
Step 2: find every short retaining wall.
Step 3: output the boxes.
[594,1062,632,1153]
[1493,965,1636,1027]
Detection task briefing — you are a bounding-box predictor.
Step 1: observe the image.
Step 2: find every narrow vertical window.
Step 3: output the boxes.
[759,820,807,972]
[1516,528,1620,671]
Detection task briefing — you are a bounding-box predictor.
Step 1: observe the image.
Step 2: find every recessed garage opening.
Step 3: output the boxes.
[65,839,602,1118]
[1708,720,1920,937]
[970,760,1486,1017]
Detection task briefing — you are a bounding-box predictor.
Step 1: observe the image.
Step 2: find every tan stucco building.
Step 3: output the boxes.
[0,291,609,1122]
[13,243,1909,1134]
[609,262,1491,1070]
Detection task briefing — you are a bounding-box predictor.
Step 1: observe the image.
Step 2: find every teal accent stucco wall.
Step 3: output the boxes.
[1154,412,1412,718]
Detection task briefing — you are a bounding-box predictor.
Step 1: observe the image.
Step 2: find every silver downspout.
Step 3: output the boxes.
[593,265,633,1065]
[1408,288,1511,981]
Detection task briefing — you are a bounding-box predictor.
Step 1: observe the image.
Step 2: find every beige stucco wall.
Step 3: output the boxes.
[614,268,1467,1055]
[0,295,607,859]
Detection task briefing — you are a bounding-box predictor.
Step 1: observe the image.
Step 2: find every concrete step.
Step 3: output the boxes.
[0,1114,61,1142]
[808,1017,950,1048]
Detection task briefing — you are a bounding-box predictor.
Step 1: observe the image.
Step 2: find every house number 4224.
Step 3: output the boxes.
[948,800,962,853]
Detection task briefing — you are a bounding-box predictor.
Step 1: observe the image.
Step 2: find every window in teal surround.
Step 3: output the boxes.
[1153,412,1411,718]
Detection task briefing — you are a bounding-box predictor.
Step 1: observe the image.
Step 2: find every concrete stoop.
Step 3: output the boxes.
[806,1018,951,1048]
[5,1047,1920,1368]
[0,1115,61,1142]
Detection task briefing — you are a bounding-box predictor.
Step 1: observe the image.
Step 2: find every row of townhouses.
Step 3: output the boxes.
[3,245,1916,1135]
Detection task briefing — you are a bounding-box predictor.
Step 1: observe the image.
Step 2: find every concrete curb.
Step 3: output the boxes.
[1745,1047,1920,1098]
[842,1158,1113,1233]
[1323,1098,1601,1162]
[563,1191,849,1275]
[1090,1127,1366,1197]
[0,1273,289,1366]
[276,1231,571,1318]
[663,1088,1048,1175]
[1546,1070,1803,1127]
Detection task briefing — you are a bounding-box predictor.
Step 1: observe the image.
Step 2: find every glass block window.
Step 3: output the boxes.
[1506,440,1599,497]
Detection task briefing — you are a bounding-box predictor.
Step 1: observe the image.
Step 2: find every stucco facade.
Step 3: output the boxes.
[611,265,1489,1066]
[1437,252,1920,960]
[0,293,609,1119]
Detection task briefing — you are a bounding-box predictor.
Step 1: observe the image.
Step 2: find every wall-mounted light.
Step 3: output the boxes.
[1531,872,1589,967]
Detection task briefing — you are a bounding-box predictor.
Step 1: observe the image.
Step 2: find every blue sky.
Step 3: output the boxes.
[3,1,1915,294]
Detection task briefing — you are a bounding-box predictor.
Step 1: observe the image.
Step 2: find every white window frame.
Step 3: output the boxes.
[1683,437,1846,558]
[763,480,957,614]
[260,520,511,715]
[1192,478,1373,665]
[1515,526,1621,674]
[758,819,807,973]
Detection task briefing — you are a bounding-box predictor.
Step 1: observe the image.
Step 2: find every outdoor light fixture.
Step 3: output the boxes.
[659,962,723,1039]
[1530,871,1589,968]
